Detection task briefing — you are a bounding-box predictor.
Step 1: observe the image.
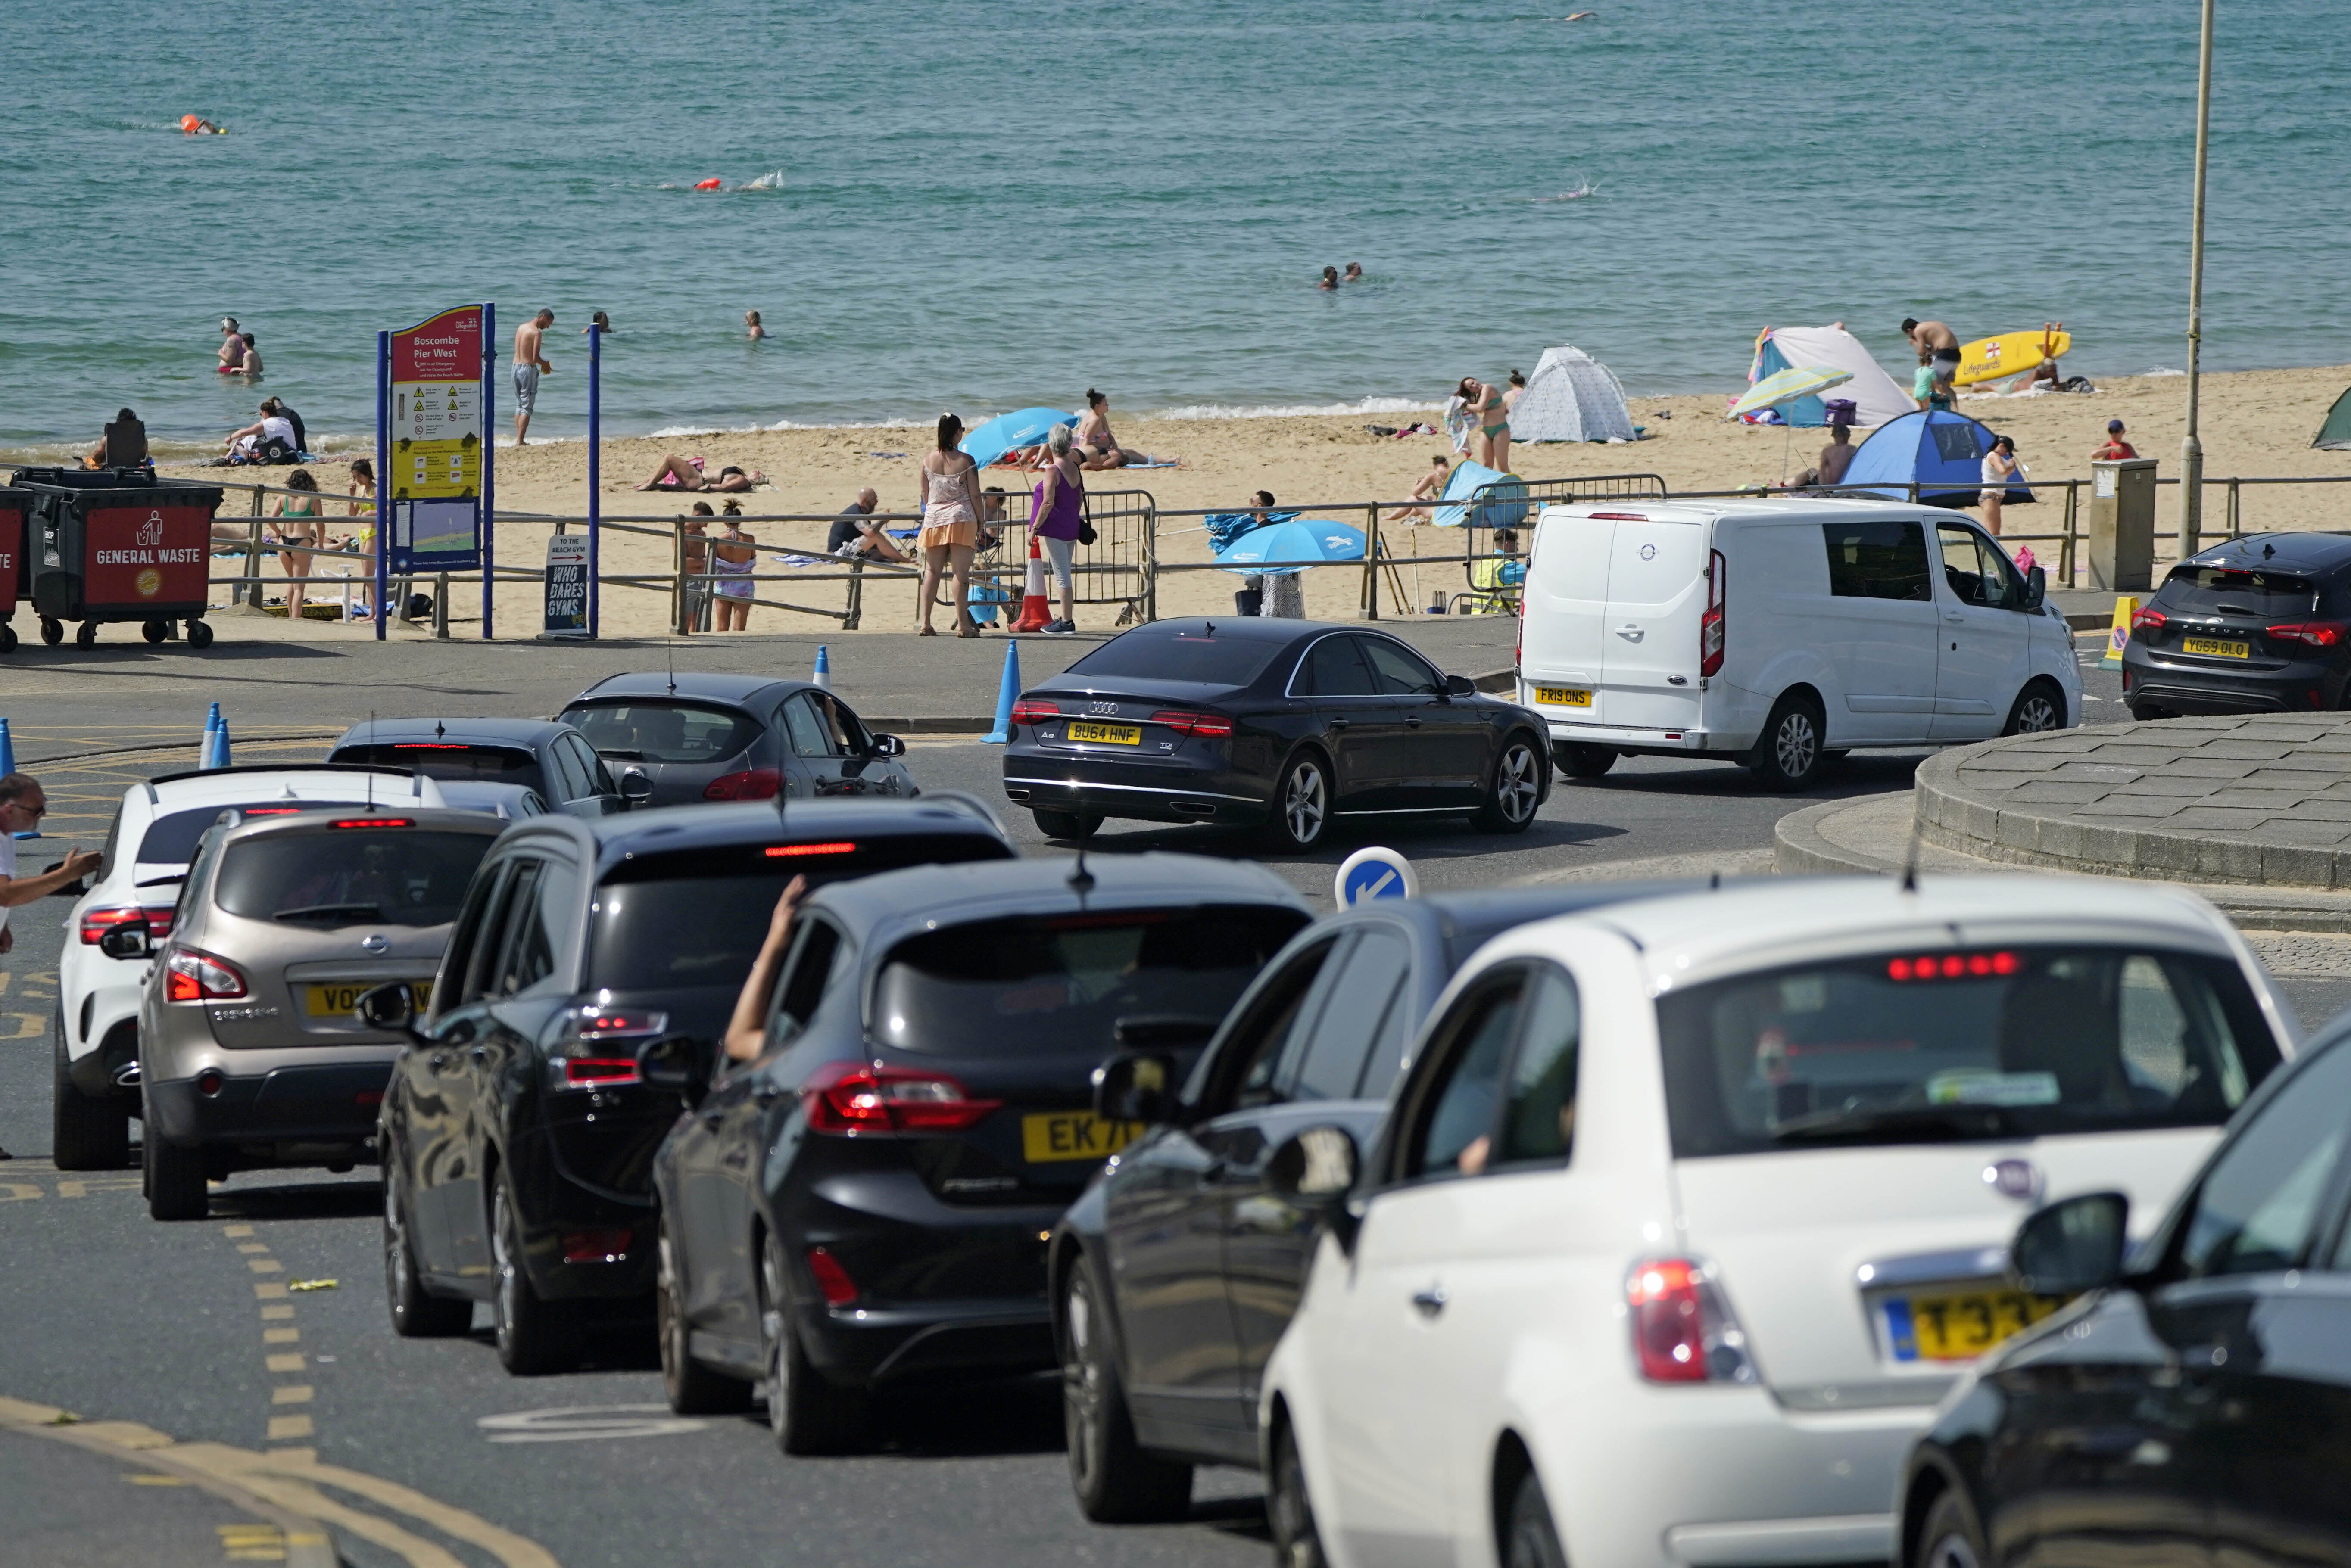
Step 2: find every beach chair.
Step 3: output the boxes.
[100,415,149,470]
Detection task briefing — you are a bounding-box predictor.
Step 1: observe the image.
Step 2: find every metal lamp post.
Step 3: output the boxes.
[2180,0,2216,556]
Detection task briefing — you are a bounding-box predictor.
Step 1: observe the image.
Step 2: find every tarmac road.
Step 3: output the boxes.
[7,635,2348,1566]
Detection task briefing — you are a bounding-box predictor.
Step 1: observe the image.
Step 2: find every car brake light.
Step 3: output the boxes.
[1627,1258,1755,1384]
[1010,698,1060,727]
[801,1061,1001,1135]
[545,1008,668,1090]
[2267,622,2345,649]
[393,743,473,750]
[80,906,174,944]
[1589,512,1649,521]
[765,841,856,857]
[2131,606,2168,634]
[1147,710,1233,738]
[329,817,413,829]
[1887,950,2020,981]
[806,1246,859,1306]
[165,948,247,1002]
[561,1229,633,1263]
[1699,549,1727,678]
[703,768,782,801]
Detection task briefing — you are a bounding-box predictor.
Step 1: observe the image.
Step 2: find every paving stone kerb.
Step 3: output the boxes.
[1916,715,2351,890]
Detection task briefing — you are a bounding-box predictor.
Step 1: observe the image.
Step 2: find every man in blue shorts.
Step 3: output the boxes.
[513,308,553,445]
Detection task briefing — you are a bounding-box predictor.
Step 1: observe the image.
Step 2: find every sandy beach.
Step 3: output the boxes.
[154,364,2351,641]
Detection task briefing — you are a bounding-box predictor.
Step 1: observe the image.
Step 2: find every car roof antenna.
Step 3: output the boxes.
[434,719,445,740]
[1899,821,1922,893]
[666,641,677,697]
[1067,844,1095,899]
[366,712,376,810]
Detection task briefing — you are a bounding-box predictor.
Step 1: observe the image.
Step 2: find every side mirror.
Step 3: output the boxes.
[98,925,152,960]
[1442,673,1477,699]
[619,767,654,805]
[1093,1049,1179,1126]
[42,862,90,899]
[1266,1124,1366,1254]
[870,733,907,759]
[2011,1191,2130,1297]
[637,1034,711,1106]
[2015,565,2047,611]
[354,980,418,1036]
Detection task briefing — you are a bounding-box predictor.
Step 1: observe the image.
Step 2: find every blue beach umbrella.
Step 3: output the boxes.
[1215,520,1367,577]
[960,407,1081,471]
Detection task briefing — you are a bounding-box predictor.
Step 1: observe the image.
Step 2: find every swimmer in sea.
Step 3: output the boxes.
[180,115,225,134]
[217,318,245,373]
[581,310,613,337]
[1318,266,1339,291]
[745,310,766,341]
[1343,262,1363,283]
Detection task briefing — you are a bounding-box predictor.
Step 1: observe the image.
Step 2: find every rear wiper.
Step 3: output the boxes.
[1771,1104,2016,1143]
[273,903,383,924]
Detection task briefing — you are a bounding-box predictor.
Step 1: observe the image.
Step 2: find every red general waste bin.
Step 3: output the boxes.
[0,488,28,654]
[10,468,225,649]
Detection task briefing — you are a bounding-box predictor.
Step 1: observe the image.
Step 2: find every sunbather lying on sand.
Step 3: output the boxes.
[636,454,764,492]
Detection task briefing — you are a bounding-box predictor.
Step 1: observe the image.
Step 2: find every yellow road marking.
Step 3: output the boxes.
[263,1328,299,1344]
[259,1306,293,1321]
[254,1283,287,1300]
[128,1472,190,1485]
[55,1181,86,1198]
[223,1225,256,1238]
[265,1416,312,1441]
[265,1355,305,1374]
[0,1184,42,1203]
[248,1260,282,1274]
[270,1387,312,1406]
[237,1244,271,1255]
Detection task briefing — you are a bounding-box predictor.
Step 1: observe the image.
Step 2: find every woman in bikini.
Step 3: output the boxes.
[1456,376,1511,470]
[710,504,758,630]
[917,413,982,637]
[272,469,322,621]
[1390,451,1454,523]
[346,458,377,619]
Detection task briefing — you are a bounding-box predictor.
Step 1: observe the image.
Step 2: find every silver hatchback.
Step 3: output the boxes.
[119,806,504,1220]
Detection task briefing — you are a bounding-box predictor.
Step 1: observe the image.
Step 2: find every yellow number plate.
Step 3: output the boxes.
[1021,1111,1144,1163]
[2181,637,2249,659]
[306,981,431,1019]
[1535,686,1593,708]
[1887,1289,2066,1361]
[1066,722,1142,745]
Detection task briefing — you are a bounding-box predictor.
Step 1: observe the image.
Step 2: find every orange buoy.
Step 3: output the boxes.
[181,114,201,134]
[693,177,722,190]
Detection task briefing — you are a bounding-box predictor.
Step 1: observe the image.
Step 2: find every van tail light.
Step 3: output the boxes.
[81,906,175,945]
[562,1229,634,1263]
[2267,622,2345,649]
[1009,698,1060,728]
[1148,710,1233,738]
[801,1061,1001,1135]
[545,1008,668,1091]
[164,948,248,1002]
[2131,606,2168,634]
[1626,1258,1756,1384]
[806,1246,860,1306]
[703,768,782,801]
[1699,549,1728,678]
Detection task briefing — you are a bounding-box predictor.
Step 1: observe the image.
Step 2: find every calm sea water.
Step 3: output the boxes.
[3,0,2344,455]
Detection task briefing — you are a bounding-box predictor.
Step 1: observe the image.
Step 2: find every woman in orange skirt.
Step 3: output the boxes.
[917,412,982,636]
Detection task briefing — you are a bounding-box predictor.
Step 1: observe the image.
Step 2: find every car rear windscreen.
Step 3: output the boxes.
[873,905,1306,1057]
[562,703,761,764]
[586,834,1012,989]
[1068,630,1283,687]
[1656,945,2280,1157]
[334,743,543,786]
[215,830,494,928]
[2157,567,2320,619]
[136,802,367,866]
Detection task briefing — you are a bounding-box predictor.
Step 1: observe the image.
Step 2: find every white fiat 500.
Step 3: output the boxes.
[1256,876,2297,1568]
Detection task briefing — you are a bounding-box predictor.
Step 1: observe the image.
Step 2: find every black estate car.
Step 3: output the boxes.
[560,672,915,809]
[2122,531,2351,717]
[329,717,640,819]
[650,853,1312,1453]
[1000,618,1551,849]
[1899,1020,2351,1568]
[1051,882,1701,1522]
[366,797,1013,1373]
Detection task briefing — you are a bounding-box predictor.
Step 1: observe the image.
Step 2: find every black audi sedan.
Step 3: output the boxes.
[560,672,916,809]
[363,796,1014,1374]
[1898,1019,2351,1568]
[1051,881,1702,1522]
[1000,617,1551,848]
[649,853,1312,1453]
[327,717,640,819]
[2122,531,2351,718]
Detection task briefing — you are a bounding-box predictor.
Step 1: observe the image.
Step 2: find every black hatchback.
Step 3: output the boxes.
[366,796,1013,1374]
[2122,531,2351,717]
[1000,617,1550,849]
[650,853,1311,1453]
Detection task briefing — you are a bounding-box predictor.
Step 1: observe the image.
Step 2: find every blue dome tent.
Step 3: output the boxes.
[1842,409,2031,509]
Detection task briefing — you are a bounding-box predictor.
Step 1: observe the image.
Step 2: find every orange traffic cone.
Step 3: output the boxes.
[1009,534,1053,633]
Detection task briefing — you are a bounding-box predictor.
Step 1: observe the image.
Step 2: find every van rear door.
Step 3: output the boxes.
[1601,515,1708,731]
[1520,510,1618,723]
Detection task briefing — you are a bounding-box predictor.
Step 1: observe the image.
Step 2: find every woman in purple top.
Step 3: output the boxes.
[1029,424,1086,635]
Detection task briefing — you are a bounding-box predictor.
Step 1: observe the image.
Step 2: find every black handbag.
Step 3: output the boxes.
[1078,520,1097,546]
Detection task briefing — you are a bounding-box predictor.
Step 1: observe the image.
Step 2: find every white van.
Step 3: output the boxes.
[1516,498,2080,787]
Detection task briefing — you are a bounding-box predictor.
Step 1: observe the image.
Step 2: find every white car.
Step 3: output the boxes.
[53,763,447,1170]
[1516,498,2081,789]
[1257,875,2296,1568]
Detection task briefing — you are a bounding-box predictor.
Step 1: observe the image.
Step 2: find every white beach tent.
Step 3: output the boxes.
[1747,325,1913,428]
[1509,345,1636,443]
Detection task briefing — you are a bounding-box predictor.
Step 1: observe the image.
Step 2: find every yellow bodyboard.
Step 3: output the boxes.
[1954,330,2073,388]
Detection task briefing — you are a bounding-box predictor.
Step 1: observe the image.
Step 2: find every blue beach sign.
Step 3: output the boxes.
[1334,845,1417,907]
[376,303,496,638]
